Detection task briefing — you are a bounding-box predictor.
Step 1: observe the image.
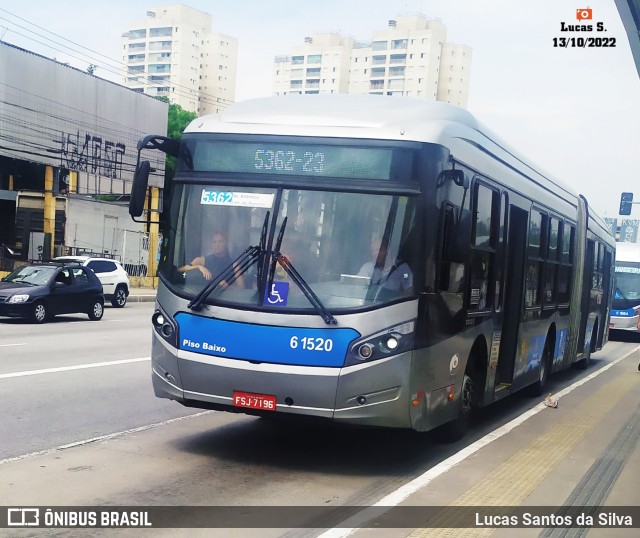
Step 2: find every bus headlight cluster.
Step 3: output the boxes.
[152,309,177,345]
[347,320,415,366]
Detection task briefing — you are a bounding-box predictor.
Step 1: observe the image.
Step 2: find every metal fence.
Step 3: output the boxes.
[62,226,152,277]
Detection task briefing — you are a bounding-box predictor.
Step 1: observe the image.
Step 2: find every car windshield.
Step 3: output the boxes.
[159,183,417,313]
[3,266,56,286]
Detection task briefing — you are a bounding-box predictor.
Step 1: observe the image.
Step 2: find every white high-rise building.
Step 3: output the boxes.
[273,33,354,96]
[273,14,472,108]
[121,4,238,115]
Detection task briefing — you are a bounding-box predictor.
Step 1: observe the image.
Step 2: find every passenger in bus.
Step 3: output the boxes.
[178,232,244,288]
[358,237,413,292]
[358,237,393,279]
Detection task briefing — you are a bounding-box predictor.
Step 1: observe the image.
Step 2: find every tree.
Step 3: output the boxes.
[155,97,197,181]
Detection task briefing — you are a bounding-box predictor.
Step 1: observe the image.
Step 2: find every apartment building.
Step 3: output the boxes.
[273,14,472,108]
[273,33,354,96]
[121,4,238,115]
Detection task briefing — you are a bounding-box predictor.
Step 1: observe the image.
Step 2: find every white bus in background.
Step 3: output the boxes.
[610,241,640,333]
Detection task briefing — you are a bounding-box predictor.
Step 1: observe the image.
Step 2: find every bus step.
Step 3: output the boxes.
[494,383,511,401]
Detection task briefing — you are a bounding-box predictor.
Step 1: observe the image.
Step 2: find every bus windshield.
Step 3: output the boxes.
[613,262,640,307]
[160,183,417,312]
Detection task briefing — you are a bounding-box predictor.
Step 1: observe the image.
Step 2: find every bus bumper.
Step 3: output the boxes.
[150,334,414,429]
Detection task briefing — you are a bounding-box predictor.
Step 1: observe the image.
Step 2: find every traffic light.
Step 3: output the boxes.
[619,192,633,215]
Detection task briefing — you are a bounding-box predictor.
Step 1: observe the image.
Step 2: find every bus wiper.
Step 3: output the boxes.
[266,217,337,325]
[256,211,271,300]
[189,213,271,311]
[276,253,337,325]
[266,216,288,294]
[188,246,259,311]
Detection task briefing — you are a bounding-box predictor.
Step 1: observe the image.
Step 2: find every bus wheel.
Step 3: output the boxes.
[576,325,597,370]
[443,373,474,442]
[528,338,552,397]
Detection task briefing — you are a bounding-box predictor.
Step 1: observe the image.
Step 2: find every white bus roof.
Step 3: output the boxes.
[615,241,640,262]
[188,95,578,200]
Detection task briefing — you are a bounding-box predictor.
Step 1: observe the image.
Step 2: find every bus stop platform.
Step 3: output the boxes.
[344,341,640,537]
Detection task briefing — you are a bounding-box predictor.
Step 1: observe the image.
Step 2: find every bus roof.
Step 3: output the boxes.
[615,241,640,262]
[188,95,578,200]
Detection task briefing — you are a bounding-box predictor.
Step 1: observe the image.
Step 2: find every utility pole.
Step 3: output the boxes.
[43,166,56,260]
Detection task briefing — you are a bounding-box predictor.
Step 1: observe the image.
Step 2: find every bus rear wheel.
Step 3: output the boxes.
[528,338,552,397]
[576,325,597,370]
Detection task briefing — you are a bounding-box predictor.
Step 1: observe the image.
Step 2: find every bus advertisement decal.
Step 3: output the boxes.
[175,313,360,367]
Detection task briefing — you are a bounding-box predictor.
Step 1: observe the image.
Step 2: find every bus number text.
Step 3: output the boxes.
[289,336,334,352]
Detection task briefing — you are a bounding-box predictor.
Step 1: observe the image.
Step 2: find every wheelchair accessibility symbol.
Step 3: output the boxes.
[265,281,289,306]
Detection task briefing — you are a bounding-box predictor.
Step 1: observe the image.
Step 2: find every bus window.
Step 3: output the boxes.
[557,223,574,304]
[494,192,508,310]
[469,183,498,311]
[543,217,560,305]
[438,204,466,294]
[525,210,545,307]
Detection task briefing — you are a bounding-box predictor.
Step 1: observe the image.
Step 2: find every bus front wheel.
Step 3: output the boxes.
[442,373,474,442]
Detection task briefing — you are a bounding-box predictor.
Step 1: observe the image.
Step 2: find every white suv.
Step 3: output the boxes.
[54,256,130,307]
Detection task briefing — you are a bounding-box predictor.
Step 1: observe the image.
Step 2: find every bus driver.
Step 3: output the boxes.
[178,232,244,288]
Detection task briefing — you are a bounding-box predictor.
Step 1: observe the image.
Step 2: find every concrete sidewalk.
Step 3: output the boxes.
[127,286,157,303]
[347,343,640,537]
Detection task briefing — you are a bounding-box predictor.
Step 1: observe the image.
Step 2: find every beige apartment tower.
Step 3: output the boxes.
[121,4,238,115]
[273,14,472,108]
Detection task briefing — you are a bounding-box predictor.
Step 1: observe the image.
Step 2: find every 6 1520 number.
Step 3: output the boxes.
[289,336,333,352]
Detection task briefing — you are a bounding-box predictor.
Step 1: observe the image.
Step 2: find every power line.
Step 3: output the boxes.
[0,8,236,109]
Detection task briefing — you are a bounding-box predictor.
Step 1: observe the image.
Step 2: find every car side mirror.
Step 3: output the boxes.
[55,281,65,288]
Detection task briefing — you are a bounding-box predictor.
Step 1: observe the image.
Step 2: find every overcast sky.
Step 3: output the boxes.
[1,0,638,219]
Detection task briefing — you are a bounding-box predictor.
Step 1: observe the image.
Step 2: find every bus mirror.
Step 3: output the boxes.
[443,169,467,188]
[129,161,151,218]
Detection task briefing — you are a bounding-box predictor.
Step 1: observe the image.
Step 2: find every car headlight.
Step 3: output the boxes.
[8,294,29,303]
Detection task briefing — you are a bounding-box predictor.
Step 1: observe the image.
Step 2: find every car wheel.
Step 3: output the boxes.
[31,301,48,324]
[111,286,128,308]
[88,299,104,321]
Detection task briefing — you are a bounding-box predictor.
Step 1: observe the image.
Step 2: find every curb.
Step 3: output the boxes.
[127,295,157,303]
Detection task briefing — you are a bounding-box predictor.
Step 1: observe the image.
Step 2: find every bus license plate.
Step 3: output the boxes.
[233,391,277,411]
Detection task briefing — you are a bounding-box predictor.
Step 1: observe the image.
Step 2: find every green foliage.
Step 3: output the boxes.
[168,103,197,140]
[153,97,197,181]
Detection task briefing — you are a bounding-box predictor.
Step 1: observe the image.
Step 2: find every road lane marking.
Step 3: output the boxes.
[319,344,640,538]
[0,357,150,379]
[0,411,213,466]
[0,343,27,347]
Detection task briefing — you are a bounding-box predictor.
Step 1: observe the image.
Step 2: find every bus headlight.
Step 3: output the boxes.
[345,320,415,366]
[152,308,177,346]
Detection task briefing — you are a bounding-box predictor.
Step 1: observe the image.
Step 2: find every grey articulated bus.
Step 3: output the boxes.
[129,95,615,439]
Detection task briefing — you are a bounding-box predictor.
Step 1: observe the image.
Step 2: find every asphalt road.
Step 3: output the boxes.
[1,306,638,537]
[0,303,199,460]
